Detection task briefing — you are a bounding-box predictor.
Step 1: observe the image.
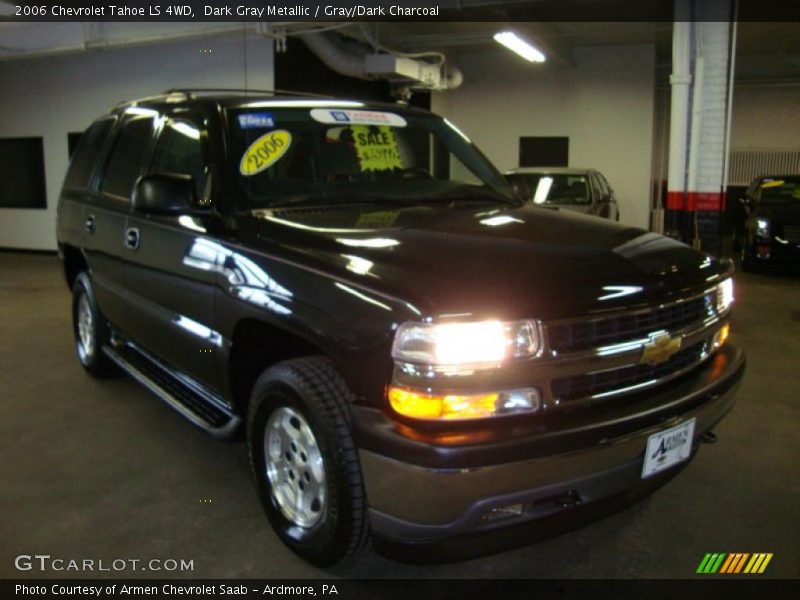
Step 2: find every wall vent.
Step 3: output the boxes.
[729,147,800,185]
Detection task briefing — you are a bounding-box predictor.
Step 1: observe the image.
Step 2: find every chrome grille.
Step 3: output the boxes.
[782,225,800,244]
[551,342,706,403]
[546,293,715,354]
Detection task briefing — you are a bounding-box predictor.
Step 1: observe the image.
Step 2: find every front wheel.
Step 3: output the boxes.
[71,272,119,377]
[740,240,756,272]
[247,357,370,565]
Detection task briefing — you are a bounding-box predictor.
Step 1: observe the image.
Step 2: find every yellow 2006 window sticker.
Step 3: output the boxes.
[240,130,292,176]
[351,125,402,172]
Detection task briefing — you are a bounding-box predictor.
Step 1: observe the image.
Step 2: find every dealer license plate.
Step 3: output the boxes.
[641,419,696,478]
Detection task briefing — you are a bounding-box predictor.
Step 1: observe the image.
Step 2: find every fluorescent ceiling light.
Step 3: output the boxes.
[493,31,546,63]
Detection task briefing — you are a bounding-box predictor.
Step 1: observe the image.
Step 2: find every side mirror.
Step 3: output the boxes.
[505,173,531,202]
[738,196,753,213]
[132,173,198,215]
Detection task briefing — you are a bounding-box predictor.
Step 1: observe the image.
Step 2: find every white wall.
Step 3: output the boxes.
[436,44,656,230]
[730,84,800,149]
[0,33,274,250]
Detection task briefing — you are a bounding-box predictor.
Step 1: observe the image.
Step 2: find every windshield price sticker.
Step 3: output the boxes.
[240,130,292,176]
[352,125,403,172]
[310,109,407,128]
[238,112,275,129]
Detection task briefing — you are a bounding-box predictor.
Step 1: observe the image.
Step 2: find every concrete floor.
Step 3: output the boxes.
[0,251,797,579]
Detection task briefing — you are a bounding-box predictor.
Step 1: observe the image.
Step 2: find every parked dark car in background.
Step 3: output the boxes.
[736,175,800,270]
[506,167,620,220]
[57,90,742,566]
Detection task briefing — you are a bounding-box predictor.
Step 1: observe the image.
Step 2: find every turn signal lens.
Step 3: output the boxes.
[712,323,730,351]
[388,386,541,420]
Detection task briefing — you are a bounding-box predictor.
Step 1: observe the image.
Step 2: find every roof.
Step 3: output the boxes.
[111,88,428,116]
[507,167,593,175]
[755,175,800,182]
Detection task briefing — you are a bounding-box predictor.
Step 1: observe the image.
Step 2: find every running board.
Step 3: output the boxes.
[103,344,241,440]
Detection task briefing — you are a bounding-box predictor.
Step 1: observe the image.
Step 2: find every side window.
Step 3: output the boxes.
[64,118,115,190]
[101,117,154,199]
[151,117,207,200]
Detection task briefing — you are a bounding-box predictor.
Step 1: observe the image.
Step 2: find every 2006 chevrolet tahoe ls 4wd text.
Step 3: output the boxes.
[57,90,745,565]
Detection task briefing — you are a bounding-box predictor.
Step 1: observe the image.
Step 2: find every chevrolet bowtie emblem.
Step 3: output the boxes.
[640,331,682,365]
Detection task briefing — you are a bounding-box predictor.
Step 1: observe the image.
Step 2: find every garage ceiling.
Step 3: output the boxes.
[0,14,797,84]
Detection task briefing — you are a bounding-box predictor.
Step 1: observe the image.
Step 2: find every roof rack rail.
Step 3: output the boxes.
[163,88,330,99]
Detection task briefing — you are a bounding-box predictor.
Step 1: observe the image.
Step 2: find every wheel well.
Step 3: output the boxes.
[229,319,325,414]
[63,245,87,290]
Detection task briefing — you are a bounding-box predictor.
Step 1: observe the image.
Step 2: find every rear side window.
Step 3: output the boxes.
[64,118,114,190]
[101,117,154,199]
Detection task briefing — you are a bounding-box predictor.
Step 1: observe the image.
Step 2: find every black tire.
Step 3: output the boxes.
[247,356,370,566]
[740,240,756,272]
[71,272,119,378]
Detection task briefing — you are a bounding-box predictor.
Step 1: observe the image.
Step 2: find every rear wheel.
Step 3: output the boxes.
[247,357,370,566]
[71,272,119,377]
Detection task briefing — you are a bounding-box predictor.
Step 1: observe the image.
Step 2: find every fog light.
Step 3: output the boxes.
[388,386,541,420]
[711,323,730,351]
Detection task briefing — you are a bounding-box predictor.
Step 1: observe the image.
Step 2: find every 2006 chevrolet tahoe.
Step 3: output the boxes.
[56,90,745,565]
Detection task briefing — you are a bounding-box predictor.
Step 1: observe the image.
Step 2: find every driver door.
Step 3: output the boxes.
[122,110,222,392]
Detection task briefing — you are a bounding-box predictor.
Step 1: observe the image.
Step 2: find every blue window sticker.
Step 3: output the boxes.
[330,111,351,122]
[238,112,275,129]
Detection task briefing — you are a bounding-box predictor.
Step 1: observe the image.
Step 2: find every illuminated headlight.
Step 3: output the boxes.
[392,320,540,366]
[756,218,770,238]
[716,278,734,313]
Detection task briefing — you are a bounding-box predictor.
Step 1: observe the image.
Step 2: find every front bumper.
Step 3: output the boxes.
[753,239,800,264]
[355,344,745,544]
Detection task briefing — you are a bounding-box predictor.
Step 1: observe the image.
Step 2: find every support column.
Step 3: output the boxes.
[666,0,735,254]
[690,14,735,254]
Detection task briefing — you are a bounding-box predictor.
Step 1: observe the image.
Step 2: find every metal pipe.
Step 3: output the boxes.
[721,5,739,199]
[666,2,693,235]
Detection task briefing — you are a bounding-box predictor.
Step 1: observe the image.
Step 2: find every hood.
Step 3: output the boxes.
[249,202,731,321]
[757,202,800,224]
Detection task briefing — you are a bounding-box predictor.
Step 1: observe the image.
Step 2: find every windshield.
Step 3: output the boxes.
[518,173,592,205]
[226,105,517,209]
[757,179,800,205]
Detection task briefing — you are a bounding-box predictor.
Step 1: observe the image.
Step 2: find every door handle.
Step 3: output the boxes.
[84,215,96,233]
[125,227,140,250]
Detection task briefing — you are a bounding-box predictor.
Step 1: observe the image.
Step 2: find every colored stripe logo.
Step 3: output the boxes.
[697,553,773,574]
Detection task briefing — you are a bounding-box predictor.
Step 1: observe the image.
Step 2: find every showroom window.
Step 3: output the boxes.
[519,136,569,168]
[101,117,154,200]
[64,118,115,190]
[0,137,47,209]
[151,117,207,197]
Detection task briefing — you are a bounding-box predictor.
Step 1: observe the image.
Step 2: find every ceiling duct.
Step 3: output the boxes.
[298,31,463,91]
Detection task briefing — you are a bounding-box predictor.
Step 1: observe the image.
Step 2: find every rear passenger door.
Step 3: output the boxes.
[83,115,153,329]
[122,110,221,392]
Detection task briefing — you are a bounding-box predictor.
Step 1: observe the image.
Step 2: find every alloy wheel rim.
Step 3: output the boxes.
[77,294,94,359]
[264,406,326,528]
